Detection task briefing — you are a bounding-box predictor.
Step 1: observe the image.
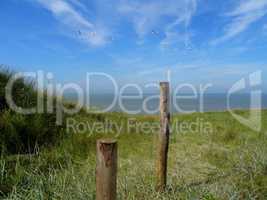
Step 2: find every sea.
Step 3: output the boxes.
[65,93,267,114]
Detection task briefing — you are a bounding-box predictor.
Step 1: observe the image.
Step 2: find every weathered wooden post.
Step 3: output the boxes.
[156,82,170,191]
[96,139,117,200]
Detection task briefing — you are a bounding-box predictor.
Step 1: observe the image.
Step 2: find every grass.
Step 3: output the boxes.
[1,110,267,199]
[0,67,64,154]
[1,65,267,199]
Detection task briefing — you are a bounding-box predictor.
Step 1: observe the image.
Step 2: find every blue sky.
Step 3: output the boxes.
[0,0,267,92]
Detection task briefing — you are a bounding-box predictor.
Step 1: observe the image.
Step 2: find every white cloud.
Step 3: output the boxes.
[227,0,267,16]
[160,0,197,50]
[34,0,198,48]
[66,0,89,13]
[36,0,110,46]
[211,0,267,45]
[29,0,267,49]
[37,0,93,28]
[118,0,198,41]
[118,1,164,37]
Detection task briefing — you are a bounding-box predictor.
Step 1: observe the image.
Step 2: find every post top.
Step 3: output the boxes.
[160,82,169,85]
[97,139,117,144]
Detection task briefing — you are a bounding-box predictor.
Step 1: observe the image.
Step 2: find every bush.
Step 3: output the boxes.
[0,66,64,154]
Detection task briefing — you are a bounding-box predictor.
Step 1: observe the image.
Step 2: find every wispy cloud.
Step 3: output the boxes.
[211,0,267,45]
[118,0,198,46]
[160,0,198,50]
[33,0,266,49]
[66,0,89,13]
[36,0,110,46]
[35,0,198,48]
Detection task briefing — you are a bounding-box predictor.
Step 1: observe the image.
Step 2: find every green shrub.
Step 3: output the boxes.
[0,67,64,154]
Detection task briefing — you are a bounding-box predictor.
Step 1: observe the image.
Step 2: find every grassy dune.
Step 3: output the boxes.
[0,68,63,154]
[1,110,267,199]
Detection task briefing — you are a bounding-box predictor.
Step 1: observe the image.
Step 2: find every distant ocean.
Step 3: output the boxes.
[65,93,267,114]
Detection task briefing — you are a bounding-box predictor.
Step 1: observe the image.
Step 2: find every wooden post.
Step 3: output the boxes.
[96,139,117,200]
[156,82,170,191]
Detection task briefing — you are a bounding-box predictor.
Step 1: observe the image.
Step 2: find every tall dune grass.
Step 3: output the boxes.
[0,66,64,154]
